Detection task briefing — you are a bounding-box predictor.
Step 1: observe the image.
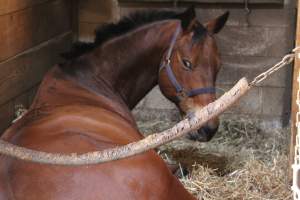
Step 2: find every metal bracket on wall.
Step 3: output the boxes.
[244,0,251,27]
[173,0,178,7]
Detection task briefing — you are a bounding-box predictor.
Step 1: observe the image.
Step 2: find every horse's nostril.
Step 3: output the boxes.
[198,126,218,142]
[203,126,218,135]
[196,129,208,141]
[187,132,198,140]
[186,124,219,142]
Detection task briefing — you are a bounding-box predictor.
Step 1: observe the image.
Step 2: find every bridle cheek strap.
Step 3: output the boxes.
[160,26,217,102]
[165,63,184,93]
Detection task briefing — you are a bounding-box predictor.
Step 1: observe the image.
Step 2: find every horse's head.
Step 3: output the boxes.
[159,8,229,142]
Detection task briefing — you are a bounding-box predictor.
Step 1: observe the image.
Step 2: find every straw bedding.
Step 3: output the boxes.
[137,118,292,200]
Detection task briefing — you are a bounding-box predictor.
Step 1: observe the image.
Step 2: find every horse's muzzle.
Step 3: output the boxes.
[186,122,219,142]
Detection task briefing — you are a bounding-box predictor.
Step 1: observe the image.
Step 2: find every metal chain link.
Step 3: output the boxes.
[250,47,300,86]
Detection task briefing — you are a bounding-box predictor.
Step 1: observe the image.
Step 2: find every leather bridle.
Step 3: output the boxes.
[159,26,217,102]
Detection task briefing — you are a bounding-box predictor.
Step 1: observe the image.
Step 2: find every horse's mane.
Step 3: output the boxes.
[62,10,179,60]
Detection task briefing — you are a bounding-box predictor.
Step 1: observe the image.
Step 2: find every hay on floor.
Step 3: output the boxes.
[137,118,293,200]
[179,155,291,200]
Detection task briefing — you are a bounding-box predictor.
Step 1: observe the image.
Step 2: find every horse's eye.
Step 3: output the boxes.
[182,59,193,70]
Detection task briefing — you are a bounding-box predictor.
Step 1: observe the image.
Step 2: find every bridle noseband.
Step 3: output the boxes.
[159,26,217,102]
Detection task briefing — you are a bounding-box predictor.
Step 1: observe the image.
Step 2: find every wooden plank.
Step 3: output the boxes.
[0,101,14,135]
[0,0,72,62]
[289,0,300,183]
[118,0,284,4]
[0,0,50,15]
[14,91,30,109]
[0,85,38,135]
[27,85,40,106]
[0,32,72,106]
[71,0,79,41]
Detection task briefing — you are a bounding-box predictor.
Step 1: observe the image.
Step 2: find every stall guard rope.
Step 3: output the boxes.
[0,48,298,166]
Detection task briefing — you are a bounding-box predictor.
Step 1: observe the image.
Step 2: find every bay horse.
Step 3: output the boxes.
[0,7,228,200]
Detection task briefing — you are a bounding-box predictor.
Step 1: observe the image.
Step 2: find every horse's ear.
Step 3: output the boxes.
[177,6,196,31]
[205,11,229,34]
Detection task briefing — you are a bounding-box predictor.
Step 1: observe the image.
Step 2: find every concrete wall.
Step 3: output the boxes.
[118,1,296,130]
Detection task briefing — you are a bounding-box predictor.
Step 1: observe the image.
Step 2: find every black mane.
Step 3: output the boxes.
[62,10,180,60]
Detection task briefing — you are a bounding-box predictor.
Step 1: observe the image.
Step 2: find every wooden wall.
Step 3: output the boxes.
[0,0,75,133]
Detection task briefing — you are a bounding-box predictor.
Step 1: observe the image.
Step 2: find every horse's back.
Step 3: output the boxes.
[0,105,195,200]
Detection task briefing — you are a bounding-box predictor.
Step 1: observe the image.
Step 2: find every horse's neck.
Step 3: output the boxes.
[89,21,180,109]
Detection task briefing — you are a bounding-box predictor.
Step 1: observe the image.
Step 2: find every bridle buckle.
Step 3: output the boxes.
[177,90,188,100]
[166,58,171,65]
